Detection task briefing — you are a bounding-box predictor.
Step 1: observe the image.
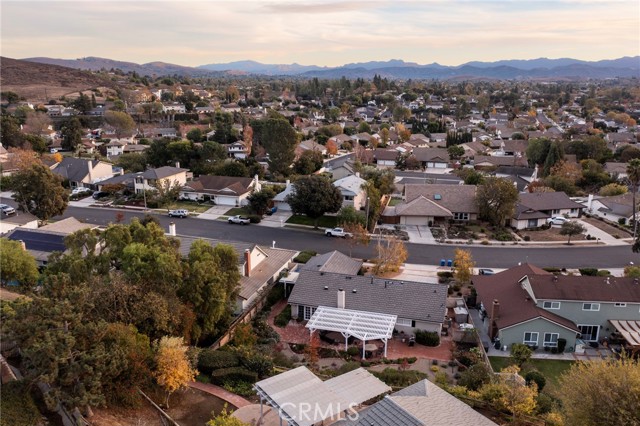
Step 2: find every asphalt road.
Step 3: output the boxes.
[62,205,638,269]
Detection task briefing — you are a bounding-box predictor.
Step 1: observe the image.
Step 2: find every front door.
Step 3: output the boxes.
[578,324,599,342]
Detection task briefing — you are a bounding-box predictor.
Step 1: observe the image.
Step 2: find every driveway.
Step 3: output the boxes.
[197,205,231,220]
[404,225,436,244]
[257,210,292,228]
[575,219,628,246]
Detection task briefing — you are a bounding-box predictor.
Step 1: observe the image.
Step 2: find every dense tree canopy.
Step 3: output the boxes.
[477,177,519,227]
[11,163,68,221]
[0,238,39,285]
[286,175,343,228]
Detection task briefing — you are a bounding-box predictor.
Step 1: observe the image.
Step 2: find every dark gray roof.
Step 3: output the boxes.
[288,270,447,323]
[518,192,584,211]
[300,251,363,275]
[98,172,136,187]
[52,157,103,183]
[335,397,423,426]
[140,166,187,180]
[8,229,66,253]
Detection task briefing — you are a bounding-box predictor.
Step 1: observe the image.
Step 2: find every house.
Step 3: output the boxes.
[373,149,399,168]
[604,162,629,179]
[180,175,258,206]
[300,251,363,276]
[96,173,136,192]
[51,157,115,190]
[585,193,639,224]
[473,264,640,352]
[328,134,353,149]
[498,140,528,156]
[335,379,498,426]
[175,233,297,312]
[226,141,250,159]
[105,140,126,158]
[329,161,356,181]
[288,270,447,334]
[272,179,295,211]
[298,139,327,156]
[150,128,177,138]
[511,192,584,229]
[473,155,529,169]
[333,174,367,210]
[0,211,39,235]
[134,166,189,194]
[429,133,447,144]
[383,184,478,226]
[412,147,450,169]
[162,103,186,113]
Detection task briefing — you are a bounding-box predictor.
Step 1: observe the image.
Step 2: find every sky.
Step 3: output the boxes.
[1,0,639,67]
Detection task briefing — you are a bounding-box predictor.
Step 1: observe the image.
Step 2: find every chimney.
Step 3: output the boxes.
[168,222,176,236]
[587,194,594,211]
[19,240,26,251]
[244,249,251,277]
[355,171,360,178]
[286,179,291,188]
[175,161,180,169]
[337,289,346,309]
[489,299,500,340]
[87,160,94,182]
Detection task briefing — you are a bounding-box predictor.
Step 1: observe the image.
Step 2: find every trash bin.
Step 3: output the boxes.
[447,259,453,267]
[440,259,446,266]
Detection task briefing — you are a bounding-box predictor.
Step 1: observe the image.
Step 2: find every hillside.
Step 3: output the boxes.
[1,57,115,101]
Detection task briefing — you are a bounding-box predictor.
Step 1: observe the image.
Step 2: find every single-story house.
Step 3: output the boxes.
[333,174,368,210]
[373,149,399,168]
[51,157,116,190]
[584,192,639,225]
[300,251,363,276]
[180,175,258,206]
[288,270,447,334]
[473,155,529,169]
[511,192,584,229]
[298,139,327,156]
[412,147,450,169]
[473,264,640,352]
[604,162,629,180]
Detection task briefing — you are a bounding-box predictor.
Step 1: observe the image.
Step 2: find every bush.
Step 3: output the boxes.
[618,218,627,225]
[525,370,547,391]
[272,350,295,368]
[274,305,292,327]
[253,317,280,344]
[198,349,239,375]
[437,271,454,278]
[335,361,361,375]
[510,343,533,366]
[458,363,492,391]
[415,330,440,347]
[494,231,514,241]
[0,381,41,426]
[248,214,261,223]
[239,350,274,379]
[557,338,567,353]
[293,250,317,263]
[523,235,531,242]
[596,270,611,277]
[579,268,598,276]
[372,368,428,387]
[347,346,360,357]
[264,285,285,309]
[210,366,258,385]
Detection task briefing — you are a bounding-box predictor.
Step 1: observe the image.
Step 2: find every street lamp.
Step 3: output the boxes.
[365,197,370,231]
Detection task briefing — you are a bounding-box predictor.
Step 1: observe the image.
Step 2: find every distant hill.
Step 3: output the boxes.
[198,60,327,75]
[22,56,220,77]
[1,57,115,101]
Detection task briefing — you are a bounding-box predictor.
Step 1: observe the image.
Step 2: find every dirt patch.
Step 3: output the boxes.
[582,216,632,238]
[518,226,586,242]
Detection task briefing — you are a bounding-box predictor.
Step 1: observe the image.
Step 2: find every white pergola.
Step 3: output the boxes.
[306,306,397,359]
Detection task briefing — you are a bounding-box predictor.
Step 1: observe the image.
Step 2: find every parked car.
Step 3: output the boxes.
[547,216,569,226]
[458,323,475,331]
[71,187,92,196]
[92,191,109,200]
[478,268,495,275]
[325,227,352,238]
[0,204,16,215]
[266,206,278,216]
[228,215,250,225]
[168,209,189,218]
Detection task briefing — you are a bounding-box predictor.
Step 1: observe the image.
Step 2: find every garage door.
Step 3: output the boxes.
[216,196,238,206]
[403,216,429,226]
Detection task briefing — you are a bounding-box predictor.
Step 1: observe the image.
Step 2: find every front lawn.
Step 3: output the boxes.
[286,214,337,228]
[224,207,251,216]
[489,357,574,391]
[165,201,214,214]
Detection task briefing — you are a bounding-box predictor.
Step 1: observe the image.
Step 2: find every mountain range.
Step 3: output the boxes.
[22,56,640,80]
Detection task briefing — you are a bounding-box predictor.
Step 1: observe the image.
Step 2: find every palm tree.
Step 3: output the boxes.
[626,159,640,240]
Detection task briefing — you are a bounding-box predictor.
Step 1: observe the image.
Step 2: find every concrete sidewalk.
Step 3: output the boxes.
[575,219,628,246]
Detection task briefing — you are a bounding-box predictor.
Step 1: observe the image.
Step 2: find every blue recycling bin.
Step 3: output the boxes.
[440,259,446,266]
[447,259,453,267]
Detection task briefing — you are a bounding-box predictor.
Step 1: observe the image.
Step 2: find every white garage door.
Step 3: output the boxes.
[216,196,238,206]
[403,216,429,226]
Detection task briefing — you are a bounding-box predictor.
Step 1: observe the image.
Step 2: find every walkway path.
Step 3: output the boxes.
[188,381,251,409]
[576,219,628,246]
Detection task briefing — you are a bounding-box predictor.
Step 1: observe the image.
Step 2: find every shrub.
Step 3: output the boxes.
[536,393,556,415]
[494,231,514,241]
[579,268,598,276]
[335,361,361,375]
[525,370,546,391]
[293,250,317,263]
[481,240,490,245]
[458,363,492,391]
[618,218,627,225]
[239,350,274,379]
[372,368,428,387]
[361,361,371,367]
[347,346,360,357]
[272,351,295,368]
[198,349,239,375]
[415,330,440,347]
[437,271,454,278]
[557,338,567,353]
[0,381,40,426]
[248,214,261,223]
[510,343,533,366]
[430,365,439,372]
[596,270,611,276]
[274,305,292,327]
[523,235,531,242]
[253,317,280,344]
[264,285,285,309]
[210,366,258,385]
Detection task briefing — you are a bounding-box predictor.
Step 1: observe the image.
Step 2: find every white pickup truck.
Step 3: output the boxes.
[325,227,352,238]
[228,215,250,225]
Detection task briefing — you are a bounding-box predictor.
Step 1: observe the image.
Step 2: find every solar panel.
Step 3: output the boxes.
[8,230,66,253]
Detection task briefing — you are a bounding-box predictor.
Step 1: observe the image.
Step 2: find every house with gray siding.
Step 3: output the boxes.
[474,264,640,352]
[288,270,447,334]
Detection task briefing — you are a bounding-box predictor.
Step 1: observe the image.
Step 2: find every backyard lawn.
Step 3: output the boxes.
[286,214,337,228]
[489,357,575,391]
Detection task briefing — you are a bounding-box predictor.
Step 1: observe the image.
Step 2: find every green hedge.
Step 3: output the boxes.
[415,330,440,347]
[372,368,428,388]
[198,349,240,375]
[294,250,317,264]
[210,366,258,386]
[274,305,292,327]
[0,381,41,426]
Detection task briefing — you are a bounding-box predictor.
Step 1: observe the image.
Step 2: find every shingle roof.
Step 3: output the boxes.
[412,147,450,163]
[404,184,478,214]
[52,157,108,183]
[7,229,66,253]
[184,175,253,196]
[374,149,399,162]
[140,166,187,180]
[394,196,453,217]
[333,175,367,195]
[288,270,447,323]
[300,251,363,275]
[473,264,579,332]
[518,192,583,211]
[528,275,640,303]
[38,217,96,234]
[238,247,297,300]
[474,155,528,167]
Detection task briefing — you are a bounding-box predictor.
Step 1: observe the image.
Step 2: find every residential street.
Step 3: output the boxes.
[60,205,638,269]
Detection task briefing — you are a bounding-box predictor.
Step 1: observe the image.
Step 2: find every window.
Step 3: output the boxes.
[396,318,413,327]
[571,208,578,214]
[543,333,559,347]
[551,209,560,215]
[303,306,317,320]
[344,195,354,201]
[614,303,626,307]
[582,303,600,311]
[523,332,538,346]
[454,212,469,221]
[543,301,561,310]
[579,325,599,342]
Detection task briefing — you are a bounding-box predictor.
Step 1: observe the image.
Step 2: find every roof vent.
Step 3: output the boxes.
[352,289,357,293]
[324,286,329,290]
[634,278,639,285]
[434,194,442,200]
[553,275,558,283]
[345,276,352,280]
[320,272,324,276]
[606,277,610,285]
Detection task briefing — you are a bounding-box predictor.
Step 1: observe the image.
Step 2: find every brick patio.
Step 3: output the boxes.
[268,300,454,361]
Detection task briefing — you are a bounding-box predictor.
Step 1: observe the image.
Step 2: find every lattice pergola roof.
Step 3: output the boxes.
[609,320,640,348]
[306,306,397,341]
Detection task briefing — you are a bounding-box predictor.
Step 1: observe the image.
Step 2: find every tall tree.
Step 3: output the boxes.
[24,110,52,136]
[60,117,84,152]
[104,110,136,139]
[453,248,474,285]
[247,188,275,216]
[286,175,343,228]
[476,177,519,227]
[627,159,640,239]
[154,336,197,408]
[0,115,27,148]
[543,142,563,176]
[293,150,324,175]
[260,117,298,176]
[0,238,39,285]
[11,163,68,221]
[151,178,182,209]
[373,238,408,275]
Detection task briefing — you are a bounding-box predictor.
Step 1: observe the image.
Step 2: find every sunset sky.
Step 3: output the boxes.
[1,0,638,67]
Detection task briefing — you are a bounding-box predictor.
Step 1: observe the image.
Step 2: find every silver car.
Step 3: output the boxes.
[0,204,16,215]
